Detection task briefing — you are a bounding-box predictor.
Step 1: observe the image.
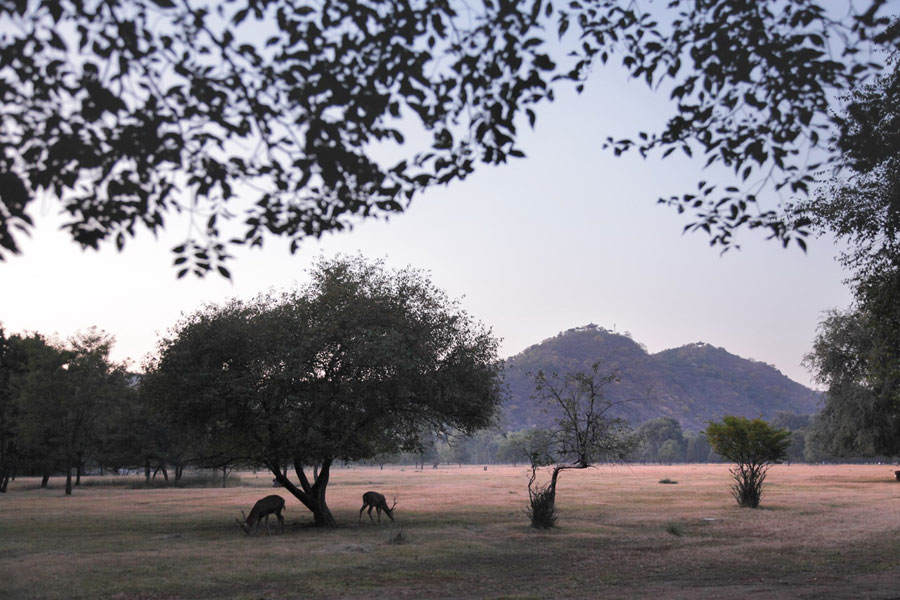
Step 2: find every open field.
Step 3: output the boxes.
[1,464,899,599]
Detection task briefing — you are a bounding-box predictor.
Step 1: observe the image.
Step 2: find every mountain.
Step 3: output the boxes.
[501,324,820,432]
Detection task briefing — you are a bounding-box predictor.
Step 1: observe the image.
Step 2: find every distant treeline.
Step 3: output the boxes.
[0,328,885,495]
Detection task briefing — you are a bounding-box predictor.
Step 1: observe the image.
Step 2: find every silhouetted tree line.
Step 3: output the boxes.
[3,321,888,498]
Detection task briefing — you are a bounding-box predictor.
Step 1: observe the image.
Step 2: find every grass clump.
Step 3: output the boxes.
[664,521,684,536]
[527,483,558,529]
[658,478,678,484]
[388,527,406,544]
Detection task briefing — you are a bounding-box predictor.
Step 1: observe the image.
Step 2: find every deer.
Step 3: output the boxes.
[359,490,397,524]
[236,495,285,535]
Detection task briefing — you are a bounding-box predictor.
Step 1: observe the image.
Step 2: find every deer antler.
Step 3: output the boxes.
[236,509,249,533]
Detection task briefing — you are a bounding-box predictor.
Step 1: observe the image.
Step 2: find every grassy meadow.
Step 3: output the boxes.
[1,464,898,599]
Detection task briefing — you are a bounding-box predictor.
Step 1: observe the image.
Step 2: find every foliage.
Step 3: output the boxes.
[657,439,683,464]
[0,326,25,492]
[683,432,713,463]
[704,416,790,508]
[797,28,900,463]
[663,521,684,536]
[1,1,895,275]
[799,24,900,285]
[148,255,502,524]
[0,0,552,276]
[636,417,685,462]
[565,0,892,250]
[524,362,635,527]
[525,479,557,529]
[770,411,812,463]
[804,302,900,459]
[9,329,128,494]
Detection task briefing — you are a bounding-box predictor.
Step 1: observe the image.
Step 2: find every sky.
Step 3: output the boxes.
[0,58,853,389]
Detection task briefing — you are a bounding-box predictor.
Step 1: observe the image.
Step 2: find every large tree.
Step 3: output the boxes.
[1,0,894,276]
[799,22,900,461]
[0,326,25,492]
[799,21,900,285]
[12,329,128,494]
[11,334,70,489]
[804,305,900,460]
[148,255,502,525]
[635,417,685,463]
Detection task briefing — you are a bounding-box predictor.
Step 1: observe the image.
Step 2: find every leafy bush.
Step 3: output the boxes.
[705,416,790,508]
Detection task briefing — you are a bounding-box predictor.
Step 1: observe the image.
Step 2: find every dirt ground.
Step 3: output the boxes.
[1,463,898,599]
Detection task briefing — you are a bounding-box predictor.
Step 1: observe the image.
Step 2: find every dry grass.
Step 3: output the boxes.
[1,464,899,599]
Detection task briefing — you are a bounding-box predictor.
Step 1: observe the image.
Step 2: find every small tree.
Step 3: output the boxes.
[636,417,685,463]
[704,416,791,508]
[657,439,683,464]
[525,363,636,528]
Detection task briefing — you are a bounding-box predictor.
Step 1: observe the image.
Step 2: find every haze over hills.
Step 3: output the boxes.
[501,324,821,432]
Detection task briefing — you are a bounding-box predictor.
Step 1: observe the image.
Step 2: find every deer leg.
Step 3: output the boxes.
[367,505,375,522]
[276,510,284,534]
[264,514,271,536]
[376,507,382,523]
[359,504,366,524]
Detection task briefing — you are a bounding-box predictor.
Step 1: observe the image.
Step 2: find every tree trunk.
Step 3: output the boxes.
[144,458,151,482]
[75,461,82,486]
[65,464,73,496]
[41,470,50,488]
[533,463,588,513]
[221,465,228,488]
[175,464,184,481]
[159,462,169,482]
[272,458,336,527]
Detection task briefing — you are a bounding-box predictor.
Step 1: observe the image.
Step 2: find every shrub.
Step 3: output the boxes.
[664,521,684,536]
[705,416,790,508]
[527,482,558,529]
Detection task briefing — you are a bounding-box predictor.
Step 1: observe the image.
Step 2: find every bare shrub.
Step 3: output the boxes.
[527,480,558,529]
[664,521,684,536]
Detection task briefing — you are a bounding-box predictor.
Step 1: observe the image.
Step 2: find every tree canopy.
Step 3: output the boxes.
[146,255,503,524]
[5,329,128,494]
[1,0,895,276]
[804,305,900,459]
[799,21,900,285]
[704,416,790,508]
[798,21,900,462]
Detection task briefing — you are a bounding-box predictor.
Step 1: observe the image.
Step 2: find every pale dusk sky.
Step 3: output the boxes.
[0,61,853,389]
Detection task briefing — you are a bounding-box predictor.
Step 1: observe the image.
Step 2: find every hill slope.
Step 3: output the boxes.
[502,325,820,431]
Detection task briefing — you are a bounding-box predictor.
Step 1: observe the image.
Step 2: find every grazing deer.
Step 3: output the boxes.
[236,495,285,535]
[359,491,396,524]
